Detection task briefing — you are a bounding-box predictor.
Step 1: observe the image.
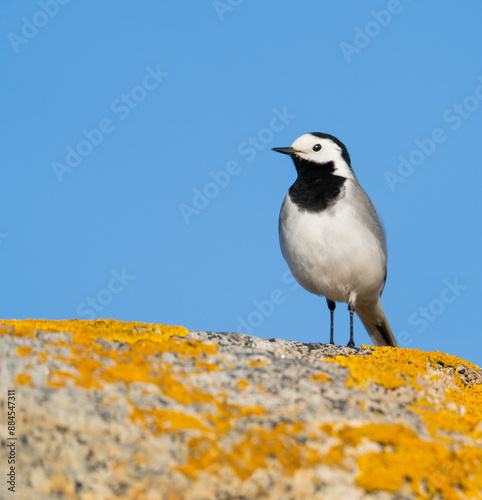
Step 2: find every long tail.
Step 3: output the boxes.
[356,300,398,347]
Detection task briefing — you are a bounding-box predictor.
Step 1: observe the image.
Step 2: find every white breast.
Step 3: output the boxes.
[279,183,386,304]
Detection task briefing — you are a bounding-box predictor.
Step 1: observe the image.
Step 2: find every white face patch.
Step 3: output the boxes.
[290,134,354,179]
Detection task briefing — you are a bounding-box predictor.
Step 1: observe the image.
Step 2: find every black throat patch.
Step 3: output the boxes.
[288,159,347,213]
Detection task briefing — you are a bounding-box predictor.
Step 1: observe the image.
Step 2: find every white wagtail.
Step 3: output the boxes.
[272,133,398,348]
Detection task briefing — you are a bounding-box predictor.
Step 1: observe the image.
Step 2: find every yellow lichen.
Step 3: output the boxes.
[16,346,33,357]
[310,373,331,383]
[325,347,423,389]
[236,379,250,390]
[193,360,220,372]
[325,347,479,391]
[415,406,482,440]
[0,318,188,344]
[129,392,265,439]
[247,360,269,367]
[353,423,482,499]
[175,421,319,480]
[2,319,215,393]
[14,373,32,386]
[128,400,210,435]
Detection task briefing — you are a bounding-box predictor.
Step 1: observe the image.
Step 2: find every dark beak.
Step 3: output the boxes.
[272,146,297,156]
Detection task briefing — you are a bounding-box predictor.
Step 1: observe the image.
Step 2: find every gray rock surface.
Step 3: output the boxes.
[1,321,481,500]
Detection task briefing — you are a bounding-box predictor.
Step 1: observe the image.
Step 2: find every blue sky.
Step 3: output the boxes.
[1,1,482,365]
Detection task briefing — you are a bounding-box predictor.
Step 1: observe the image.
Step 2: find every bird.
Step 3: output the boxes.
[272,132,397,348]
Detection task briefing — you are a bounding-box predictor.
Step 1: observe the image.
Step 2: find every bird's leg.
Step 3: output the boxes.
[326,299,336,345]
[347,301,355,348]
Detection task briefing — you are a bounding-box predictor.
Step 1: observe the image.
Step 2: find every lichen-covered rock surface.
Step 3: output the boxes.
[1,319,482,500]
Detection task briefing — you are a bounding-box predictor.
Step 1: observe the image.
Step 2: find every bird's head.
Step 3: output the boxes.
[272,133,354,178]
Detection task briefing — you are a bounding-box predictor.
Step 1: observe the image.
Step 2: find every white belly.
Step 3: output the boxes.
[279,191,386,304]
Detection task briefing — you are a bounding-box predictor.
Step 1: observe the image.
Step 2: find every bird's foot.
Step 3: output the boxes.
[346,340,355,348]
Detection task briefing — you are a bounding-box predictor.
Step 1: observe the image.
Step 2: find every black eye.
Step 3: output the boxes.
[313,144,322,151]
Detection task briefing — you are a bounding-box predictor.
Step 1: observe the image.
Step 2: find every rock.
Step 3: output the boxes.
[1,319,481,500]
